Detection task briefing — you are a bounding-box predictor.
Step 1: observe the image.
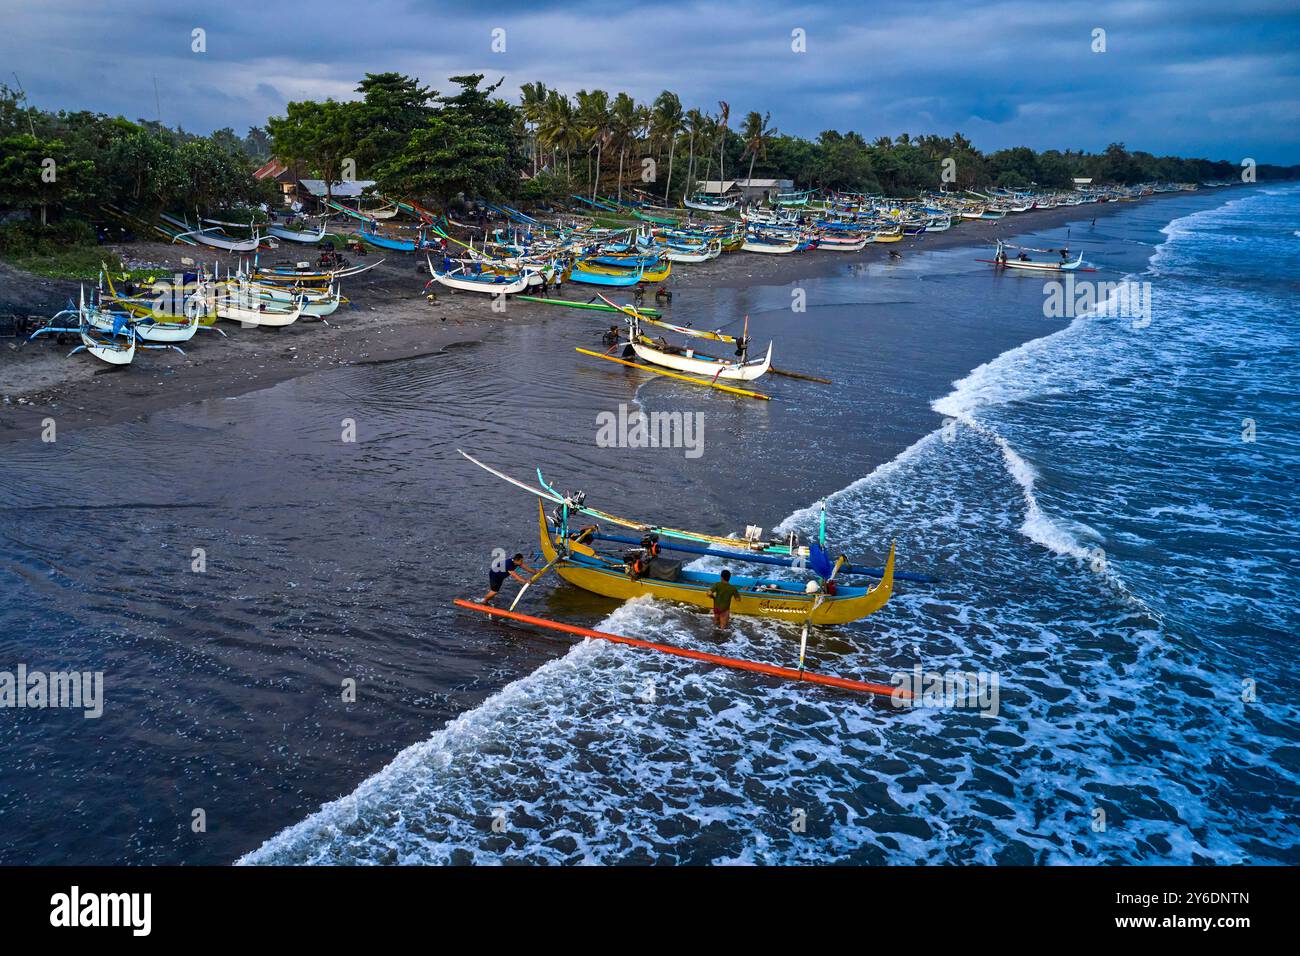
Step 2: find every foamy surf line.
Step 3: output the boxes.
[924,195,1230,613]
[237,635,614,864]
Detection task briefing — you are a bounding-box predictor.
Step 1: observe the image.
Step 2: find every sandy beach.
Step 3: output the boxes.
[0,195,1182,445]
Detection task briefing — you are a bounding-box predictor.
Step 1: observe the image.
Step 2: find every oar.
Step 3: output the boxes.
[798,555,846,675]
[508,554,563,612]
[770,367,832,384]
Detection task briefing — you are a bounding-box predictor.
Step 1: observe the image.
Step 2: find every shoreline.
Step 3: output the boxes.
[0,192,1193,444]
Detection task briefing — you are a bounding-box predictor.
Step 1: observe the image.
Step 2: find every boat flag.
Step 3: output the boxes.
[809,542,834,580]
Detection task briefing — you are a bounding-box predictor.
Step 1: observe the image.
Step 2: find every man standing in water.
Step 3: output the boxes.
[707,570,741,629]
[481,551,535,605]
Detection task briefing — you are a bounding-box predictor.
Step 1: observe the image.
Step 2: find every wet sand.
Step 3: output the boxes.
[0,194,1187,444]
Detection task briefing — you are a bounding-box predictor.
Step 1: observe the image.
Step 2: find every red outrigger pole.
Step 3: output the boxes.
[453,599,909,700]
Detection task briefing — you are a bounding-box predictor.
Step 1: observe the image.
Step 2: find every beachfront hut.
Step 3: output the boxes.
[296,179,379,213]
[701,178,794,203]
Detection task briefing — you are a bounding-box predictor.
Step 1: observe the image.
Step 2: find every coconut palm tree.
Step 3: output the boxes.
[698,112,721,199]
[519,81,549,175]
[575,89,612,200]
[651,91,684,205]
[539,91,580,181]
[609,92,641,202]
[716,100,731,183]
[740,110,777,204]
[683,108,706,204]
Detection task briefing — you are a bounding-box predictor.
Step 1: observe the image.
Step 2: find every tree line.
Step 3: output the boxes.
[2,73,1297,250]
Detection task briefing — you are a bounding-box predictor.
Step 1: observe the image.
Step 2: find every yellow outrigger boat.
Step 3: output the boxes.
[460,452,896,628]
[538,502,894,625]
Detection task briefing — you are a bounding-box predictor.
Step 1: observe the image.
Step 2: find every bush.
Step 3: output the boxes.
[0,218,117,278]
[0,218,96,256]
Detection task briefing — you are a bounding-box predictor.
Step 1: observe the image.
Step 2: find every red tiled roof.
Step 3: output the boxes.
[254,158,288,180]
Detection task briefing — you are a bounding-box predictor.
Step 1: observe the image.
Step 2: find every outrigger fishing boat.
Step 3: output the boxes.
[425,255,534,295]
[266,217,328,244]
[683,194,737,212]
[460,451,896,633]
[600,295,772,382]
[979,239,1088,272]
[28,288,188,365]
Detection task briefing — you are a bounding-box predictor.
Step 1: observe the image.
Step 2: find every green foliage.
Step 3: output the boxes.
[520,170,573,203]
[372,75,523,206]
[0,218,105,277]
[0,133,94,225]
[267,99,355,197]
[350,72,437,176]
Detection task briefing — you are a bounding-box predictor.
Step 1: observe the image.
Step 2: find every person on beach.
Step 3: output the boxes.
[481,552,535,605]
[707,570,741,629]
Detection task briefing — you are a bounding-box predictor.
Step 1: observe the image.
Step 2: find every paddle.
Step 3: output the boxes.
[798,555,846,676]
[508,555,562,612]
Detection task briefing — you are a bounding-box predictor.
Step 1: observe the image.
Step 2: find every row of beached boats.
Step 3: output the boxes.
[25,258,381,367]
[399,183,1132,296]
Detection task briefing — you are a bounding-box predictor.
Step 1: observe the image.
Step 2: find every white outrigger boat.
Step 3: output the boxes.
[981,239,1086,272]
[425,256,533,295]
[683,194,737,212]
[659,239,721,263]
[161,213,271,252]
[198,279,304,326]
[28,288,188,365]
[741,234,800,254]
[600,295,773,382]
[267,217,328,244]
[228,271,344,318]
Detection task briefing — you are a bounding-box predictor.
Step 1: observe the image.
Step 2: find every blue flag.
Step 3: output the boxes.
[809,543,834,580]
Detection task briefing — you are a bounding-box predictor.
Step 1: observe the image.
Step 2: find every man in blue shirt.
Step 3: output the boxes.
[481,552,535,606]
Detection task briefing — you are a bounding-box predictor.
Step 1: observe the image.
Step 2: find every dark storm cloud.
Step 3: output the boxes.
[2,0,1296,161]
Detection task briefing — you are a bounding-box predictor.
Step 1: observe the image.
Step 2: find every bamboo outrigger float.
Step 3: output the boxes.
[454,600,907,699]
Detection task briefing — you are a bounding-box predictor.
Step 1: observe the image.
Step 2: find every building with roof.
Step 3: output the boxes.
[700,178,795,202]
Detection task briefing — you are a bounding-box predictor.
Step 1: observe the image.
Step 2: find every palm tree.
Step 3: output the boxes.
[651,91,684,205]
[740,110,777,202]
[519,81,549,175]
[576,89,612,200]
[699,114,721,198]
[609,92,641,202]
[683,108,706,203]
[716,100,731,183]
[539,91,580,181]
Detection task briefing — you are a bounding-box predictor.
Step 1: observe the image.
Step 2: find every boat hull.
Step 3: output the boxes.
[432,271,531,295]
[569,265,645,287]
[538,503,894,625]
[630,338,772,381]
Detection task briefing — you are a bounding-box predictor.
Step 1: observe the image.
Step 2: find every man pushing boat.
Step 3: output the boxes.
[707,570,741,629]
[480,551,536,606]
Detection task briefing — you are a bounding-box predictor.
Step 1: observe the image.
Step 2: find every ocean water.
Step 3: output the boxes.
[2,188,1295,865]
[238,188,1300,865]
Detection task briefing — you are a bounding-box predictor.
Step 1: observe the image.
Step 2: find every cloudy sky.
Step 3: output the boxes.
[3,0,1297,163]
